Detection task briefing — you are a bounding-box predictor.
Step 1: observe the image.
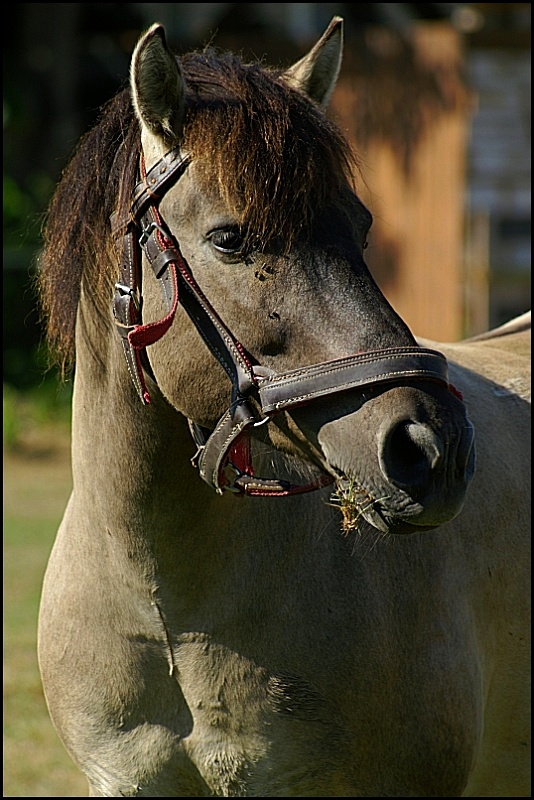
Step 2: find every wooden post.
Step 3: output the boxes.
[333,23,474,342]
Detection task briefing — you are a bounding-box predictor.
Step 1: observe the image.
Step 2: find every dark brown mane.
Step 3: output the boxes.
[38,47,358,372]
[180,49,358,247]
[38,88,141,373]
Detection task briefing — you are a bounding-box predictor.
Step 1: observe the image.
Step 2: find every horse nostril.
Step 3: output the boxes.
[379,420,443,491]
[403,422,443,469]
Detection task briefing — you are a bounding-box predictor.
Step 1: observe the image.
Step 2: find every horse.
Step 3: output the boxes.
[36,17,530,797]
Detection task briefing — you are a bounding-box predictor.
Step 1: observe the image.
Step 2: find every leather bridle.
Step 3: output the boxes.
[111,147,453,497]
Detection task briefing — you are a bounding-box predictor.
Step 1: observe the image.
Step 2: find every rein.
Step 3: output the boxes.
[111,147,453,497]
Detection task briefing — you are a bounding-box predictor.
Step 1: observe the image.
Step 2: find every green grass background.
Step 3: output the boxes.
[4,393,87,797]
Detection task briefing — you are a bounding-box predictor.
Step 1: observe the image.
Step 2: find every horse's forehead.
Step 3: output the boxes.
[138,128,225,215]
[160,162,233,226]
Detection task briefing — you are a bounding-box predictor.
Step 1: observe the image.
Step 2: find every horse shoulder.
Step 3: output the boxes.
[419,316,531,797]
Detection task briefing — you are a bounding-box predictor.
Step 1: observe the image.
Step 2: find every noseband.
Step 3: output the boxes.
[112,147,453,497]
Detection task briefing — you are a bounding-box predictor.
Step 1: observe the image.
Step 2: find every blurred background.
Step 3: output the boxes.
[3,3,531,796]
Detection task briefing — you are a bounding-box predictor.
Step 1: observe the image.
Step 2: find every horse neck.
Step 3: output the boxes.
[68,292,337,607]
[71,296,226,523]
[71,297,314,555]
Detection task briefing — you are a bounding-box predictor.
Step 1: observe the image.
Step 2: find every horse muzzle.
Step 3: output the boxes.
[313,383,476,534]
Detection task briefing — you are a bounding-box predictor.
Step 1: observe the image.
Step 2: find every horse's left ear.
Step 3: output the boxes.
[283,16,343,108]
[130,23,186,145]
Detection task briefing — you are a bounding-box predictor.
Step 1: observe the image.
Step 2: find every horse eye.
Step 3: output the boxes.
[209,228,245,254]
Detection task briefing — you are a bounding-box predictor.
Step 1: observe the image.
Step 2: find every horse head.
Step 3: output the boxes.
[43,17,476,535]
[118,18,475,534]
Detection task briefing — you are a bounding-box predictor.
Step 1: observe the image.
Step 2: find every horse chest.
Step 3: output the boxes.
[169,634,352,796]
[108,631,476,797]
[41,531,481,796]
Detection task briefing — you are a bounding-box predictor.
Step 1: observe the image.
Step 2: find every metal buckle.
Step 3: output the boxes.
[139,221,167,248]
[114,283,140,312]
[253,414,271,428]
[220,461,245,494]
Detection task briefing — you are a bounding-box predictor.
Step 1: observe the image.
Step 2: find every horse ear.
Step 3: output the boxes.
[283,16,343,108]
[130,23,186,145]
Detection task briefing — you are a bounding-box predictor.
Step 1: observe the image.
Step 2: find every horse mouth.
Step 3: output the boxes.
[329,475,442,536]
[329,476,385,533]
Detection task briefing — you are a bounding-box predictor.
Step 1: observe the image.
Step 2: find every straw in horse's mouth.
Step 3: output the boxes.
[329,476,389,534]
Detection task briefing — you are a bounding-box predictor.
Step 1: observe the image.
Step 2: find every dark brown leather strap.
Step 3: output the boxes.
[196,400,258,490]
[131,150,193,220]
[111,217,149,401]
[256,347,449,413]
[193,407,335,496]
